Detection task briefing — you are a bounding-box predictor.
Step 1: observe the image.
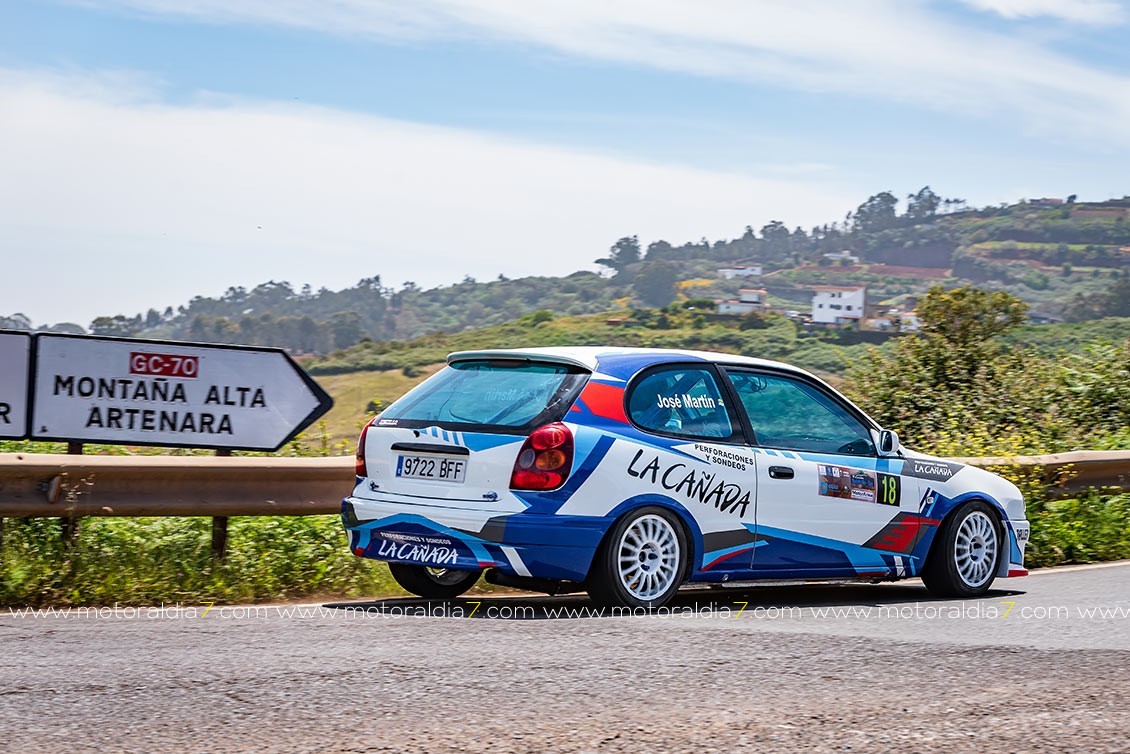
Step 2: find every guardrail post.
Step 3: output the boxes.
[211,449,231,561]
[62,442,83,548]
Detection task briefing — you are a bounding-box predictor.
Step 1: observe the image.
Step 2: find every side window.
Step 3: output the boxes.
[725,370,875,455]
[627,366,736,440]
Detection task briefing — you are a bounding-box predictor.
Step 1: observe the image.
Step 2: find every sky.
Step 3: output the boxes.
[2,0,1129,328]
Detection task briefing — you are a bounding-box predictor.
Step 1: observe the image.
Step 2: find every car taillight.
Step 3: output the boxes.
[510,422,573,491]
[355,422,371,477]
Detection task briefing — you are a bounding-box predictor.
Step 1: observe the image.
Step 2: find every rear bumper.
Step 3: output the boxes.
[342,496,609,583]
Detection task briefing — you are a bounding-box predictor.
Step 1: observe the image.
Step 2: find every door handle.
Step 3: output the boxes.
[768,465,794,480]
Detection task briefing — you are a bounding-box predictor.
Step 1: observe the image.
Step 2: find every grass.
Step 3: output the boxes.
[0,515,392,606]
[0,514,515,607]
[313,365,441,448]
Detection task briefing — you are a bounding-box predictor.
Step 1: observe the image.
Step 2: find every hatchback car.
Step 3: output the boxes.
[342,347,1029,608]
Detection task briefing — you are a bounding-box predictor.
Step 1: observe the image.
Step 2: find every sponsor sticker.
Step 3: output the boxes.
[904,458,962,482]
[374,532,462,566]
[627,449,752,517]
[818,464,901,506]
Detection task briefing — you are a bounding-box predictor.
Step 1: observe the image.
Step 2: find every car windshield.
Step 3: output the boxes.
[379,359,589,430]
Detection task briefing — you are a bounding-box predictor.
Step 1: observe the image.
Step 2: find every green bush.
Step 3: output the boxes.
[1024,492,1130,567]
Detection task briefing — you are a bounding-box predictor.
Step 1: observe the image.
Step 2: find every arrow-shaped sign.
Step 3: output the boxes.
[0,330,32,440]
[30,334,332,451]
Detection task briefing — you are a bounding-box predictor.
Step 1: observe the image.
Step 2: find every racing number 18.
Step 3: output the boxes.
[878,473,901,506]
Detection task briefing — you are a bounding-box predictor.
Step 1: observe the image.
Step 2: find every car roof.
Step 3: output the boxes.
[447,346,881,429]
[447,346,816,380]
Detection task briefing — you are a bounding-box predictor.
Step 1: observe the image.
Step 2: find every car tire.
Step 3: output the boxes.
[587,506,688,609]
[388,564,482,599]
[921,500,1002,598]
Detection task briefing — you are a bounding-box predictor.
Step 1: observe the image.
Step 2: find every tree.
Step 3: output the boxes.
[915,285,1028,354]
[329,311,365,350]
[633,260,678,308]
[905,186,940,221]
[596,236,641,273]
[645,239,674,260]
[1064,278,1130,321]
[853,191,899,233]
[90,314,141,337]
[759,221,791,260]
[44,322,85,335]
[845,286,1030,446]
[0,313,32,330]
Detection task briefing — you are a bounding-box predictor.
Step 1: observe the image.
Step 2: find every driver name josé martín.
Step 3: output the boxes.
[626,449,752,517]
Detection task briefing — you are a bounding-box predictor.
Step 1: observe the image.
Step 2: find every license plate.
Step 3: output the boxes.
[396,453,467,484]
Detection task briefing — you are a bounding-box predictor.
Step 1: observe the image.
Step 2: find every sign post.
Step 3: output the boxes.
[0,331,31,441]
[30,335,332,451]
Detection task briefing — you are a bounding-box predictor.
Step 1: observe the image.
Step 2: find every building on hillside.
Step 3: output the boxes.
[866,316,895,331]
[1027,312,1064,326]
[1028,198,1064,207]
[717,264,763,279]
[871,307,919,332]
[811,286,866,325]
[716,289,767,315]
[823,250,860,264]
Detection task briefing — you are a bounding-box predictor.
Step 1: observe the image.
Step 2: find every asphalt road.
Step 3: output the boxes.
[2,563,1128,753]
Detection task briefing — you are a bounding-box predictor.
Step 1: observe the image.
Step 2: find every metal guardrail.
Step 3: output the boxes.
[0,450,1129,520]
[0,453,348,518]
[953,450,1130,500]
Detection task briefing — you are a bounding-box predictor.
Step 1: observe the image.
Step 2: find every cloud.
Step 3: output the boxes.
[958,0,1126,24]
[0,67,856,326]
[77,0,1130,146]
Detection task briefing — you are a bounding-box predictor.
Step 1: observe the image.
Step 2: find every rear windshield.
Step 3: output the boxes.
[378,359,589,432]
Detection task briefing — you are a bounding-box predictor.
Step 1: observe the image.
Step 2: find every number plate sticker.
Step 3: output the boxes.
[396,453,467,484]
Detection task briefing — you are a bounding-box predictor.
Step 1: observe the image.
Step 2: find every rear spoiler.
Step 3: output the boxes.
[447,350,593,371]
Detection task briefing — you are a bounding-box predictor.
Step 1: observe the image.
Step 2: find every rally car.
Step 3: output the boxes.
[342,347,1029,608]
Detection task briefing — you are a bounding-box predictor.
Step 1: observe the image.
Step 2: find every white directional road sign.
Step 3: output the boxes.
[0,331,31,439]
[31,335,332,451]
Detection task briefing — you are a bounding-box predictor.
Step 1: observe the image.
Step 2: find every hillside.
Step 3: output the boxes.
[302,310,1130,447]
[303,306,883,375]
[7,191,1130,353]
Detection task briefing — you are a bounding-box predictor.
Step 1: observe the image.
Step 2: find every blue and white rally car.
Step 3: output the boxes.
[342,347,1029,608]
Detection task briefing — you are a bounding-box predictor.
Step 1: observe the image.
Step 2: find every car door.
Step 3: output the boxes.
[620,363,760,577]
[721,368,919,579]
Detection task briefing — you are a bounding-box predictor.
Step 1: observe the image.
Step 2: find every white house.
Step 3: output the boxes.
[716,289,767,315]
[822,250,860,264]
[717,264,763,280]
[811,286,866,325]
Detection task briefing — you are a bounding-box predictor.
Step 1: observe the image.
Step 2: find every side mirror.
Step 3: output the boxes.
[878,429,900,456]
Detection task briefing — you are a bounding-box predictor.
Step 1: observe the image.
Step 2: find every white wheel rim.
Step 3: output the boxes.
[954,511,998,588]
[617,514,681,601]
